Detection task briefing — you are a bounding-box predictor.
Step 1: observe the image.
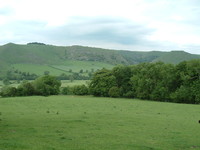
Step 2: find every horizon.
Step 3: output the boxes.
[1,42,199,55]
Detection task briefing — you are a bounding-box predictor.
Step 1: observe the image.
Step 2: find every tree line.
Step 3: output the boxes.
[89,60,200,104]
[0,75,61,97]
[1,60,200,104]
[1,69,93,81]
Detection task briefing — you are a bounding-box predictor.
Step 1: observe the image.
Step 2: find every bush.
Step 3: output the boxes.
[89,69,117,97]
[123,91,135,98]
[0,86,17,97]
[72,85,89,95]
[109,86,120,98]
[33,75,61,96]
[170,86,194,104]
[61,86,73,95]
[17,81,35,96]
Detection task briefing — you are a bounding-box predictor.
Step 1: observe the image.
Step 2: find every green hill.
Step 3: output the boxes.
[0,43,199,79]
[153,50,200,64]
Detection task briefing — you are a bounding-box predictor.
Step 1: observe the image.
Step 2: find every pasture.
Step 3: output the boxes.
[0,96,200,150]
[11,60,114,76]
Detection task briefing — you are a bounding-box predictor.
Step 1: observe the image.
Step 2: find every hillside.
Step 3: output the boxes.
[0,43,200,79]
[153,50,200,64]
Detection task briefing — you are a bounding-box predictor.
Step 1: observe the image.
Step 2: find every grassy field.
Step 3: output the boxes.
[61,80,89,87]
[11,64,71,76]
[0,96,200,150]
[11,60,114,76]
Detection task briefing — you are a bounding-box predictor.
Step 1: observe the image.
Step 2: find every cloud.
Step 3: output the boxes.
[42,17,155,47]
[0,0,200,54]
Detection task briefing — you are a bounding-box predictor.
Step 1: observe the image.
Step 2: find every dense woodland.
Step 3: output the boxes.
[0,59,200,104]
[90,59,200,104]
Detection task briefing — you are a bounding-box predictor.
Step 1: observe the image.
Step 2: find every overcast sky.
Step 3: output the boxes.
[0,0,200,54]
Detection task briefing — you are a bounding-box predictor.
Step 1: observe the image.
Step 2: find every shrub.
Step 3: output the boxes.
[0,86,17,97]
[109,86,120,98]
[61,86,73,95]
[17,81,35,96]
[72,85,89,95]
[33,75,61,96]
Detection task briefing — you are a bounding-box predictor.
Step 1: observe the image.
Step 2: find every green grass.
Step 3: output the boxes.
[54,60,114,72]
[11,60,114,76]
[61,80,89,87]
[0,96,200,150]
[12,64,70,76]
[153,51,200,64]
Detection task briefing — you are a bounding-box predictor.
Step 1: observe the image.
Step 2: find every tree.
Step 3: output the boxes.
[44,71,50,75]
[89,69,116,97]
[69,76,74,82]
[72,85,89,95]
[33,75,61,96]
[3,78,10,85]
[17,81,35,96]
[109,86,120,98]
[61,87,71,95]
[0,86,17,97]
[112,65,132,97]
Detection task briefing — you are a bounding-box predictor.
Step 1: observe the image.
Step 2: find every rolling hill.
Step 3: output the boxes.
[0,42,199,79]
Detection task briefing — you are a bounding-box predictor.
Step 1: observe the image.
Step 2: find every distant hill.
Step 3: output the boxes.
[0,43,199,78]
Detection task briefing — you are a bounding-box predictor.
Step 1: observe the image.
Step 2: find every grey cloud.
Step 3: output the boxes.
[44,17,155,46]
[1,15,199,54]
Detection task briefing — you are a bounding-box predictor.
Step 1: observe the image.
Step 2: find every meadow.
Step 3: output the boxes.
[60,80,89,87]
[0,96,200,150]
[11,60,114,76]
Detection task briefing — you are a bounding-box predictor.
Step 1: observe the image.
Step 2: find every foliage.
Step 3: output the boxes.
[61,87,71,95]
[72,85,89,95]
[0,86,17,97]
[112,65,133,97]
[108,86,120,98]
[89,60,200,104]
[0,43,199,80]
[89,69,117,97]
[0,75,61,97]
[17,81,35,96]
[33,75,61,96]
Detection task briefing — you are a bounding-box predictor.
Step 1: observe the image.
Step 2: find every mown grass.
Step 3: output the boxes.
[0,96,200,150]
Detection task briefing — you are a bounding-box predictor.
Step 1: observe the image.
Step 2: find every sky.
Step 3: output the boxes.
[0,0,200,54]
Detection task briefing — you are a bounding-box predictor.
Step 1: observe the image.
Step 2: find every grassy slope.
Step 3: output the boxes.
[12,60,114,76]
[153,51,200,64]
[0,43,200,78]
[0,43,64,64]
[12,64,69,76]
[118,50,167,64]
[1,43,199,66]
[0,96,200,150]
